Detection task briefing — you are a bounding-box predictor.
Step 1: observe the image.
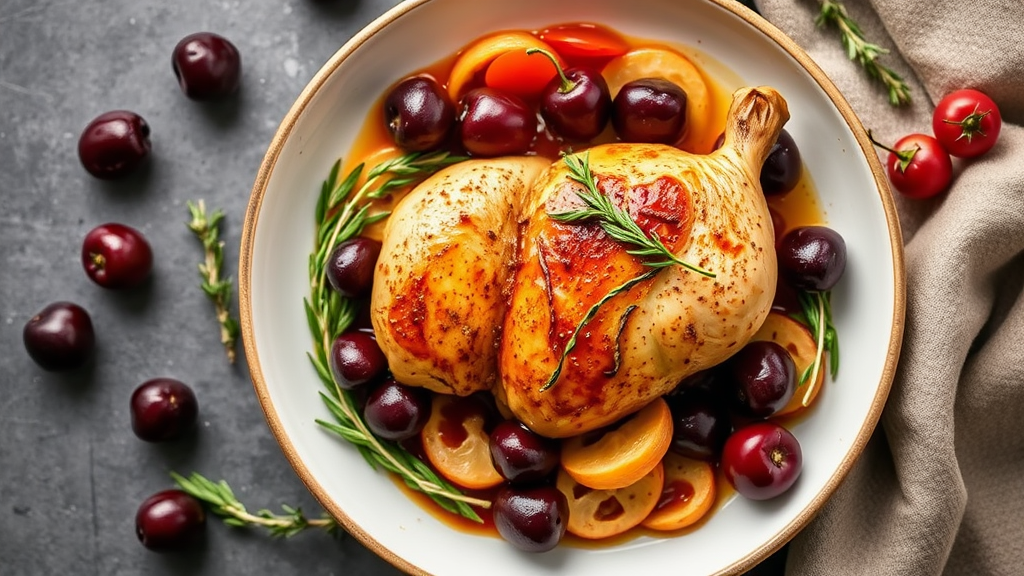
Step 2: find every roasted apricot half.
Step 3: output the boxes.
[557,462,664,540]
[641,451,716,531]
[601,47,713,153]
[561,397,673,490]
[751,311,823,415]
[447,32,561,102]
[421,394,504,490]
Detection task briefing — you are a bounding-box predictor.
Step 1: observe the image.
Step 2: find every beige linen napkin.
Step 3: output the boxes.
[752,0,1024,574]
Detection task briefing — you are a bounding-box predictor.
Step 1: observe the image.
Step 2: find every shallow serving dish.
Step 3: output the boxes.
[239,0,906,573]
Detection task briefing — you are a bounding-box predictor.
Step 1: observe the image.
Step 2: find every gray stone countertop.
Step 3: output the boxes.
[1,0,406,574]
[0,1,772,575]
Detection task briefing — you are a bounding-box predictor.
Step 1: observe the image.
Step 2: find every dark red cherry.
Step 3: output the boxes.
[722,422,802,500]
[665,388,732,461]
[23,302,95,372]
[489,420,560,484]
[172,32,242,101]
[612,78,687,144]
[778,226,848,292]
[384,76,455,151]
[329,331,388,389]
[135,489,206,551]
[458,87,536,157]
[530,48,611,141]
[761,129,802,196]
[78,110,151,180]
[81,223,153,290]
[492,485,568,553]
[130,378,199,442]
[363,379,430,441]
[727,341,796,418]
[326,237,381,298]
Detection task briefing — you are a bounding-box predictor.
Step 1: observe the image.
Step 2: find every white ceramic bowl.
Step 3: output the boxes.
[240,0,905,574]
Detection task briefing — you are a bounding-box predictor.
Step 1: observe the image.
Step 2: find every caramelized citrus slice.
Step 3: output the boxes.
[557,462,664,539]
[421,395,504,490]
[446,31,560,102]
[601,46,713,153]
[751,311,824,415]
[561,397,672,490]
[641,452,716,531]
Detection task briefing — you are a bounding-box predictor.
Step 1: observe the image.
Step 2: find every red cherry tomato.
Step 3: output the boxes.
[538,23,629,68]
[484,49,560,98]
[871,132,952,199]
[932,88,1002,158]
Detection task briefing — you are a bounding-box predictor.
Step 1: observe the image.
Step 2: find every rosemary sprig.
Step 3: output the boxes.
[795,290,840,407]
[187,200,240,363]
[815,0,912,107]
[171,471,339,538]
[541,153,714,391]
[305,151,490,522]
[551,153,715,277]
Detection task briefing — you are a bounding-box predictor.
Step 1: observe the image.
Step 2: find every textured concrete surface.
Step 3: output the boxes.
[0,1,766,575]
[0,0,406,574]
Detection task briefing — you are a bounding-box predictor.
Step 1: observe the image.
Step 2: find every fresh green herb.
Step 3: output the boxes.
[306,151,490,522]
[187,200,240,363]
[541,153,714,391]
[171,471,338,538]
[550,153,714,277]
[815,0,912,107]
[795,290,839,406]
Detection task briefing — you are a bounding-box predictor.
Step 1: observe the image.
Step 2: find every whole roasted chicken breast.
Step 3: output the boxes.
[373,86,789,437]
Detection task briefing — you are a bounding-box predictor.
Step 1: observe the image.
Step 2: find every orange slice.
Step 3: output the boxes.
[557,462,664,540]
[751,312,824,415]
[421,395,503,490]
[560,397,673,490]
[446,31,560,102]
[601,46,713,153]
[641,452,716,531]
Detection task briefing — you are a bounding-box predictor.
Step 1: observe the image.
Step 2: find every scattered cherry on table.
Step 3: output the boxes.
[81,223,154,290]
[23,301,96,372]
[130,378,199,442]
[77,110,151,180]
[172,32,242,101]
[135,489,206,552]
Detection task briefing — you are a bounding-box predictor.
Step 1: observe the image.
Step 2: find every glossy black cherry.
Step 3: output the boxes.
[458,87,536,157]
[612,78,687,144]
[384,76,455,152]
[329,331,387,389]
[777,226,848,292]
[172,32,242,101]
[326,237,381,298]
[78,110,151,180]
[531,48,611,141]
[489,419,560,484]
[135,489,206,551]
[130,378,199,442]
[492,485,568,553]
[81,223,153,290]
[23,302,95,372]
[363,379,430,441]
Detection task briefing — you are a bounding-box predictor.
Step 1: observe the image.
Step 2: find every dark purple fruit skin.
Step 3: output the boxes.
[384,76,455,152]
[458,87,536,157]
[489,420,560,484]
[172,32,242,101]
[23,302,95,372]
[761,129,802,196]
[665,389,732,461]
[326,237,382,298]
[492,485,568,553]
[612,78,687,144]
[135,489,206,552]
[329,331,388,390]
[78,110,151,180]
[82,223,154,290]
[130,378,199,442]
[778,226,848,292]
[363,379,430,441]
[540,68,612,141]
[728,341,796,418]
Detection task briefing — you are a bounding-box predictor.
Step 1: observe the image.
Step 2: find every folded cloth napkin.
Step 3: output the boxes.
[753,0,1024,574]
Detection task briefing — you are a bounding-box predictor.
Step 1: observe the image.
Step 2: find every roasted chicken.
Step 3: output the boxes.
[372,86,789,437]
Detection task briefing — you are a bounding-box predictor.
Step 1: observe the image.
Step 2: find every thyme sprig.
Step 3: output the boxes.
[815,0,912,107]
[171,472,338,538]
[187,200,240,363]
[551,153,715,277]
[305,151,490,522]
[795,290,840,406]
[541,153,715,391]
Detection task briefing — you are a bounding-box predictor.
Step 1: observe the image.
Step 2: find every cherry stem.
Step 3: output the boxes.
[525,47,575,93]
[867,129,917,172]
